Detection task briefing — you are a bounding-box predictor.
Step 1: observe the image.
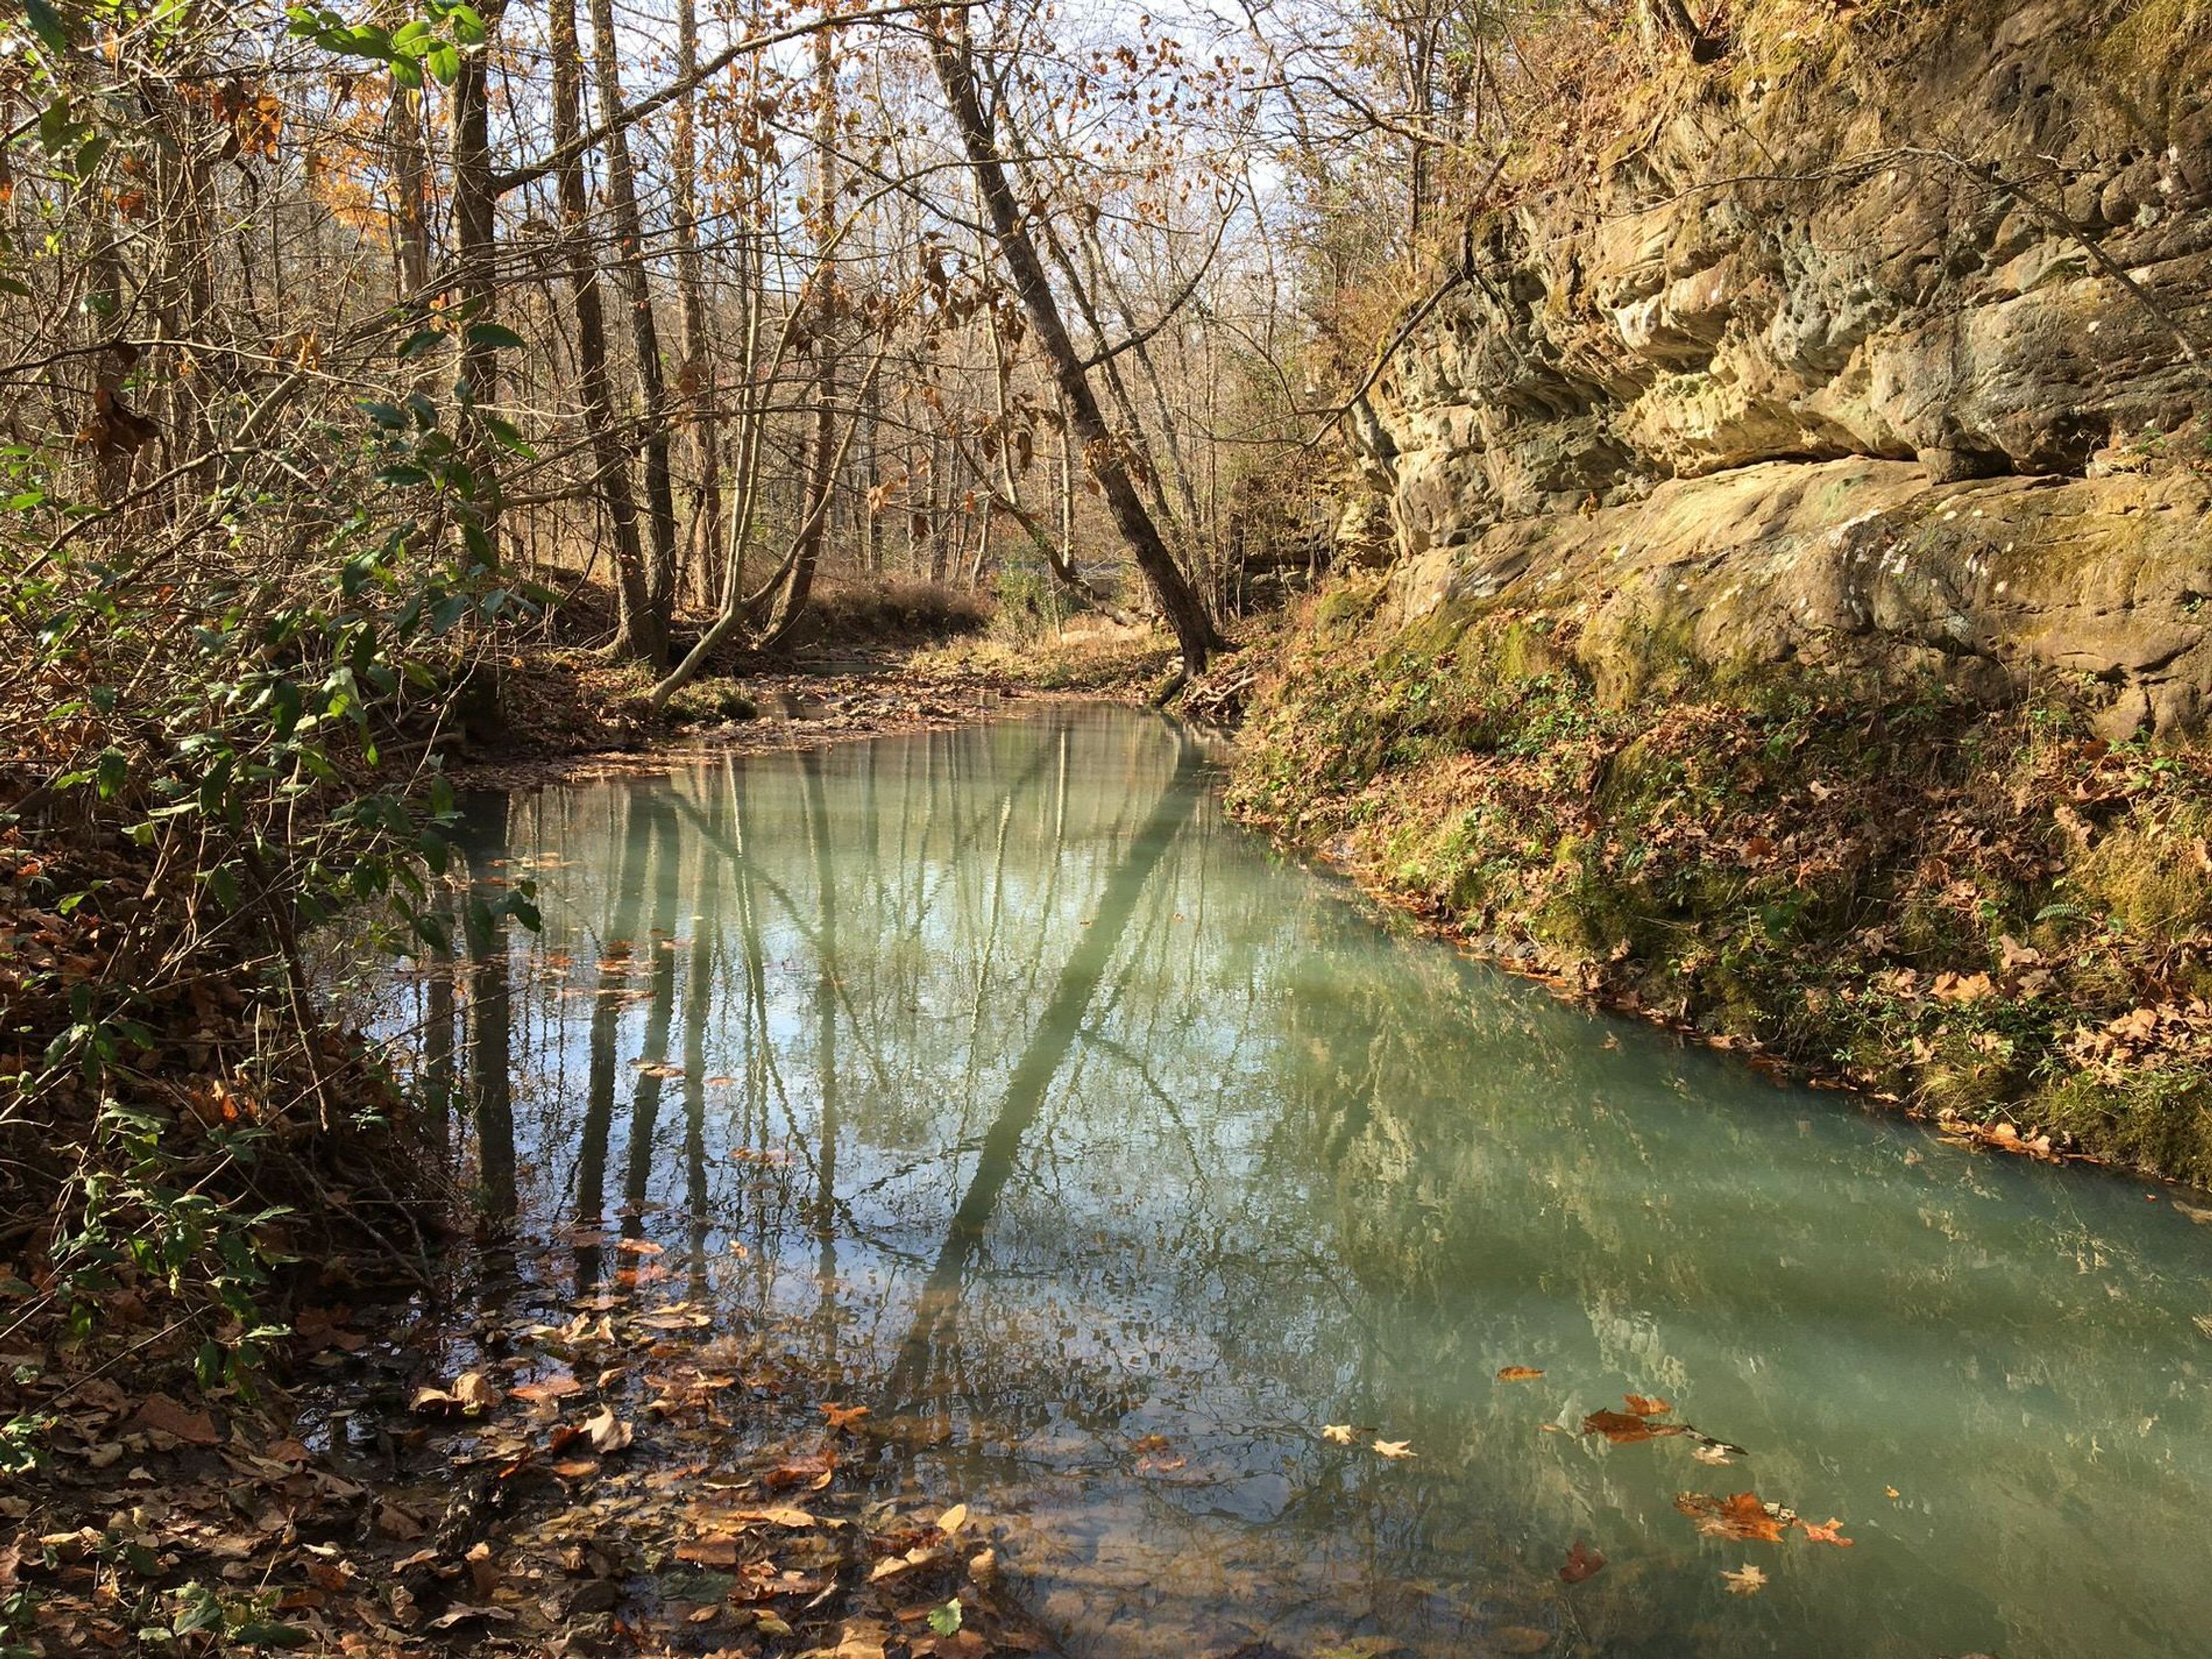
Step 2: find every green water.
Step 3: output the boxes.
[412,706,2212,1657]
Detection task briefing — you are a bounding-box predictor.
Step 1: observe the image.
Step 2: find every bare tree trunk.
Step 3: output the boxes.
[385,82,433,308]
[450,1,509,558]
[923,7,1222,674]
[552,0,658,658]
[672,0,722,609]
[587,0,679,653]
[862,378,881,574]
[763,24,842,649]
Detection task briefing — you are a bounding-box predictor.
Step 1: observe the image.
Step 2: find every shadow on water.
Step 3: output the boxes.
[389,706,2212,1659]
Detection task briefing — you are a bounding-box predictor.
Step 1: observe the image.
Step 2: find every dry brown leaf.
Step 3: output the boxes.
[1931,971,1995,1003]
[1721,1563,1767,1596]
[133,1393,219,1446]
[728,1505,817,1528]
[834,1620,890,1659]
[582,1406,632,1454]
[1495,1366,1545,1382]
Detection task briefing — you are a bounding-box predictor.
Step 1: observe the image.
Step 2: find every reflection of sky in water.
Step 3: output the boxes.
[387,707,2212,1658]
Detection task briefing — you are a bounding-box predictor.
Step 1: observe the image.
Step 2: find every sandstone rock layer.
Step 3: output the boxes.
[1351,0,2212,731]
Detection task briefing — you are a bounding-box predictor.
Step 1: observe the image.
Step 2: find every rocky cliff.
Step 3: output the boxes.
[1349,0,2212,735]
[1233,0,2212,1183]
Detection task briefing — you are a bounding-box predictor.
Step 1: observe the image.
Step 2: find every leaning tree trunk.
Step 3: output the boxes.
[922,6,1224,676]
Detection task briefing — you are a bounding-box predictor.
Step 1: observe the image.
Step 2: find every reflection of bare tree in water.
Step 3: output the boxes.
[801,750,843,1364]
[681,831,723,1301]
[620,800,684,1248]
[463,796,516,1225]
[877,725,1202,1422]
[422,889,455,1150]
[576,788,646,1287]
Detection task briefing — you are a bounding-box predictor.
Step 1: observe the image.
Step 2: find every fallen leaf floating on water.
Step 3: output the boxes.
[1624,1394,1672,1417]
[868,1544,944,1583]
[823,1402,872,1431]
[511,1374,584,1405]
[615,1237,665,1256]
[582,1405,632,1454]
[1582,1408,1687,1445]
[937,1503,968,1535]
[763,1447,838,1491]
[410,1373,499,1417]
[1496,1366,1545,1382]
[1675,1490,1796,1543]
[1722,1564,1768,1596]
[1321,1423,1358,1445]
[1559,1538,1607,1584]
[728,1505,819,1528]
[927,1600,964,1637]
[1798,1517,1854,1546]
[1692,1442,1735,1465]
[1373,1439,1415,1459]
[677,1535,741,1567]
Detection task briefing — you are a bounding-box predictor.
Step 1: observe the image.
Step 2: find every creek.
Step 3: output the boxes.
[387,704,2212,1658]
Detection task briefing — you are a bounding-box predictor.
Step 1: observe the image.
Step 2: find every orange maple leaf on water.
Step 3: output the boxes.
[1496,1366,1546,1382]
[1799,1517,1855,1546]
[1675,1490,1796,1543]
[822,1403,871,1431]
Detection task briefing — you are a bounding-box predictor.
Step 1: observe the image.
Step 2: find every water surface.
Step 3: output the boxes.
[400,706,2212,1657]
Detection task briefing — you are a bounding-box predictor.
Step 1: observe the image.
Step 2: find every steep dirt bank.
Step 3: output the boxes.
[1230,0,2212,1183]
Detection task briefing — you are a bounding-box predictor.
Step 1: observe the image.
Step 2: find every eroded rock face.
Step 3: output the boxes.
[1395,457,2212,737]
[1351,0,2212,731]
